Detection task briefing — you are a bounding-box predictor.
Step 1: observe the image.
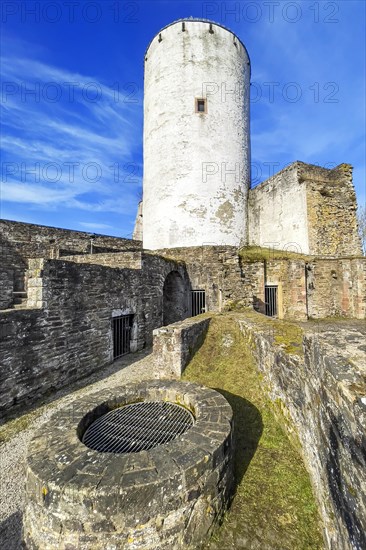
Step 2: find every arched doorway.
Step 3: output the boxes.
[163,271,189,325]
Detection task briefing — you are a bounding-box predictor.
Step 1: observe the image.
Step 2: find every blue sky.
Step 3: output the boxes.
[1,0,365,237]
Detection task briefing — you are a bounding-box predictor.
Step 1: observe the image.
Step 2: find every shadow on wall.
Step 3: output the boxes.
[213,388,263,493]
[0,232,28,309]
[326,412,366,549]
[0,511,23,550]
[162,270,190,325]
[253,295,266,315]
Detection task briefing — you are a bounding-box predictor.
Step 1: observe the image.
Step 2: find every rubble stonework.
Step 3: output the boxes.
[248,162,362,256]
[154,246,265,312]
[303,163,361,256]
[23,380,234,550]
[153,316,211,377]
[0,253,190,419]
[0,219,142,311]
[237,316,366,550]
[307,258,366,319]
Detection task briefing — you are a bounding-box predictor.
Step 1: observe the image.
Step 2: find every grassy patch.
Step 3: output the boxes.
[236,308,305,356]
[239,246,310,263]
[182,314,323,549]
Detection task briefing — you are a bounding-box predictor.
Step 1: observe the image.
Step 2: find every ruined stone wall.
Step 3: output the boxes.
[61,251,142,269]
[154,246,264,312]
[0,235,15,309]
[248,162,362,257]
[266,260,307,320]
[307,258,366,319]
[303,164,362,256]
[248,163,309,253]
[0,220,142,310]
[0,226,27,308]
[153,316,211,377]
[0,254,188,418]
[238,316,366,550]
[0,219,141,258]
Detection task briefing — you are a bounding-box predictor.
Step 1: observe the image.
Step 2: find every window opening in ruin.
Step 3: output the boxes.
[265,285,278,317]
[113,315,133,359]
[196,98,207,113]
[191,290,206,317]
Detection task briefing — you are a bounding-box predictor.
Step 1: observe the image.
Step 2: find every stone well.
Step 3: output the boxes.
[23,380,234,549]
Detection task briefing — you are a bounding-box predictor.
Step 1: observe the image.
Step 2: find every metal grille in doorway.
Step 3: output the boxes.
[113,315,133,359]
[265,286,278,317]
[191,290,206,317]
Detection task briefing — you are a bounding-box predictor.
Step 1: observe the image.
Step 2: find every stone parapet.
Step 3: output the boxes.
[237,314,366,550]
[153,316,211,377]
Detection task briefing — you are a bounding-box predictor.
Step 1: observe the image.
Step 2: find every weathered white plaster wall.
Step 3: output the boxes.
[133,200,143,241]
[248,163,310,254]
[142,19,251,250]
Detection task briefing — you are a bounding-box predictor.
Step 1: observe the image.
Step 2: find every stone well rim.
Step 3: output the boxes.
[26,379,233,493]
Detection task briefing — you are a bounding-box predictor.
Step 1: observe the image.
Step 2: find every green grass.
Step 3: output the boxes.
[239,246,310,263]
[182,314,323,549]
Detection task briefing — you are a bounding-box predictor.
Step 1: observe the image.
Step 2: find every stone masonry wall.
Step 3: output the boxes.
[266,260,307,320]
[307,258,366,319]
[0,253,188,419]
[0,220,142,309]
[0,267,13,310]
[61,251,142,269]
[238,316,366,550]
[248,163,309,253]
[303,164,362,257]
[248,162,362,257]
[154,246,264,313]
[0,220,141,258]
[0,230,21,309]
[153,316,211,377]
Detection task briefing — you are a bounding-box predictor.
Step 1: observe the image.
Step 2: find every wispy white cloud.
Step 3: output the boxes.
[0,51,143,218]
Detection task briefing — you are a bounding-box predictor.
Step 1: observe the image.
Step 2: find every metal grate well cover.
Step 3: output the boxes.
[82,401,195,454]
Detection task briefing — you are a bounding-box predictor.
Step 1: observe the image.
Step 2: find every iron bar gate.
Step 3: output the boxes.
[265,285,278,317]
[113,315,133,359]
[191,290,206,317]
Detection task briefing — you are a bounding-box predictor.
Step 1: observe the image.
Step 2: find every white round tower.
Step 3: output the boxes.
[142,19,251,249]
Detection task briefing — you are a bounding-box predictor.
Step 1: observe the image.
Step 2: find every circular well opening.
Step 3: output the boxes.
[81,401,195,454]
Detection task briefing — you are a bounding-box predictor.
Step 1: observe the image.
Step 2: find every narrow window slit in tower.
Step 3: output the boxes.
[209,23,214,34]
[158,33,162,42]
[195,98,207,113]
[182,22,185,31]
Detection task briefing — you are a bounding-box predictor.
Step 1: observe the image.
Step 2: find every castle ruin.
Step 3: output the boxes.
[0,18,365,550]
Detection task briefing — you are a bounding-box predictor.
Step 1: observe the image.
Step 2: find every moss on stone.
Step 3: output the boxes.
[182,314,323,549]
[239,245,310,262]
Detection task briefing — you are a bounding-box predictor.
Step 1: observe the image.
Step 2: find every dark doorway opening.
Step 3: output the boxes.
[191,290,206,317]
[113,315,133,359]
[265,285,278,317]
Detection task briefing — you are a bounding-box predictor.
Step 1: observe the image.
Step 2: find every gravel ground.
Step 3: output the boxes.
[0,349,158,550]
